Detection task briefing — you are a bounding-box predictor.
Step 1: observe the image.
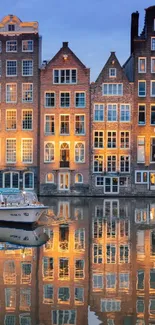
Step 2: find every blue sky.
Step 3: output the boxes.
[1,0,155,80]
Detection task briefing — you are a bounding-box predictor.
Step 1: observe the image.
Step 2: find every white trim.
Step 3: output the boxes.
[44,114,55,135]
[102,83,123,96]
[106,155,117,172]
[120,104,131,122]
[6,40,17,53]
[58,173,70,191]
[138,57,146,73]
[3,171,19,189]
[93,130,104,149]
[45,173,54,184]
[93,103,104,122]
[107,103,118,122]
[44,141,55,163]
[53,68,77,84]
[119,130,130,149]
[151,57,155,73]
[6,83,17,103]
[150,136,155,163]
[135,170,148,184]
[107,130,117,149]
[138,80,146,97]
[23,171,34,190]
[59,91,70,108]
[104,177,119,194]
[93,154,104,173]
[74,91,86,108]
[21,138,33,164]
[75,173,83,184]
[119,155,130,173]
[6,109,17,131]
[22,59,33,77]
[150,104,155,125]
[6,60,17,77]
[22,83,33,103]
[137,136,145,163]
[6,138,16,164]
[22,109,33,131]
[44,91,55,108]
[138,104,146,125]
[74,141,85,163]
[151,37,155,50]
[95,176,104,187]
[74,114,86,135]
[59,114,70,135]
[22,40,33,52]
[151,80,155,97]
[109,68,116,78]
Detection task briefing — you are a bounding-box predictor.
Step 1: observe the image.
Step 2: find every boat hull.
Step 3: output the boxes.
[0,206,48,223]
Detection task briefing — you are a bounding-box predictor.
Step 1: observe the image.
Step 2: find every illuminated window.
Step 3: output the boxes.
[75,92,85,107]
[6,60,17,76]
[138,105,145,125]
[74,228,85,250]
[42,257,54,280]
[74,259,84,279]
[6,84,17,103]
[21,262,32,284]
[6,110,17,130]
[6,40,17,52]
[6,139,16,163]
[138,57,146,73]
[120,131,129,148]
[150,138,155,162]
[23,172,34,190]
[102,83,123,96]
[107,156,116,172]
[138,81,146,97]
[43,284,53,304]
[58,287,70,303]
[59,173,70,190]
[107,220,116,238]
[54,69,77,84]
[74,287,84,304]
[93,244,102,264]
[60,115,70,134]
[5,288,16,310]
[75,173,83,183]
[92,274,103,290]
[93,155,104,172]
[3,172,19,189]
[22,40,33,52]
[107,131,117,148]
[120,104,130,121]
[59,258,69,279]
[107,104,117,121]
[3,261,16,284]
[45,115,55,134]
[120,155,130,173]
[22,139,33,163]
[75,115,85,134]
[75,143,85,163]
[106,273,116,290]
[22,83,33,102]
[44,142,54,162]
[20,288,31,311]
[120,220,129,237]
[46,173,54,183]
[94,131,104,148]
[119,245,129,263]
[93,217,103,238]
[137,137,145,163]
[106,244,116,263]
[44,228,53,250]
[94,104,104,121]
[60,92,70,107]
[135,209,147,223]
[22,60,33,76]
[44,92,55,107]
[22,110,33,130]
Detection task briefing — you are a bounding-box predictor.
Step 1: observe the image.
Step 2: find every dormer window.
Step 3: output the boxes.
[8,24,15,32]
[109,68,116,77]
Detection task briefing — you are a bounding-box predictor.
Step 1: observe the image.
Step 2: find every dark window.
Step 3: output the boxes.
[151,138,155,162]
[138,105,145,125]
[8,24,15,31]
[151,106,155,125]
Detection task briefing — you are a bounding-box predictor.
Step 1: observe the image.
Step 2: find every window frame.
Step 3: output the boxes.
[109,68,116,77]
[45,173,54,184]
[74,114,85,135]
[107,130,117,149]
[107,104,117,122]
[74,91,86,108]
[6,83,17,103]
[151,80,155,97]
[93,103,104,122]
[102,83,123,96]
[60,91,70,108]
[6,109,17,131]
[150,137,155,163]
[22,40,34,52]
[151,57,155,73]
[138,104,146,125]
[120,131,130,149]
[93,154,104,173]
[60,114,70,135]
[44,91,55,108]
[135,171,148,184]
[53,68,77,84]
[151,37,155,50]
[137,136,145,163]
[104,177,119,194]
[23,171,34,190]
[22,109,33,131]
[120,155,130,173]
[22,83,33,103]
[22,59,33,77]
[138,57,146,73]
[6,138,16,163]
[44,114,55,135]
[44,141,55,163]
[74,141,85,163]
[138,80,146,97]
[6,40,17,53]
[21,138,33,164]
[120,104,131,122]
[75,173,83,184]
[6,60,17,77]
[93,130,104,149]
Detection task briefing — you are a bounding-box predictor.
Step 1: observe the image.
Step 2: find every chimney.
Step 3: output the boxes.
[131,11,139,54]
[62,42,68,48]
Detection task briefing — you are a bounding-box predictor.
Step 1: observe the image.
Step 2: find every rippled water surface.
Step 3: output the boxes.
[0,196,155,325]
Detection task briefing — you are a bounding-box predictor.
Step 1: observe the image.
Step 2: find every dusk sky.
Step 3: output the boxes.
[1,0,155,80]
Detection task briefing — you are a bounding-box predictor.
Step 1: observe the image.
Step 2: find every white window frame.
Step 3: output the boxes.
[44,141,55,163]
[104,177,119,194]
[106,155,117,173]
[44,114,55,135]
[74,114,85,135]
[150,136,155,163]
[23,172,34,190]
[6,40,17,52]
[6,83,17,103]
[6,109,17,131]
[119,273,129,290]
[22,83,33,103]
[93,154,104,173]
[95,176,104,187]
[22,40,33,52]
[109,68,116,77]
[44,91,55,108]
[60,91,70,108]
[119,244,130,264]
[58,172,70,191]
[120,131,130,149]
[75,173,83,184]
[21,138,33,164]
[151,57,155,73]
[107,104,117,122]
[6,138,16,163]
[58,257,69,279]
[106,244,116,264]
[151,80,155,97]
[93,130,104,148]
[138,57,146,73]
[22,109,33,131]
[74,142,85,163]
[151,37,155,50]
[53,68,77,84]
[101,299,121,312]
[93,103,104,122]
[138,80,146,97]
[102,83,123,96]
[120,155,130,173]
[22,59,33,77]
[60,114,70,135]
[138,104,146,125]
[93,243,103,264]
[137,136,145,163]
[120,104,130,122]
[74,91,86,108]
[92,274,103,291]
[3,171,19,189]
[106,273,116,290]
[45,173,54,183]
[6,60,17,77]
[107,130,117,149]
[74,259,85,279]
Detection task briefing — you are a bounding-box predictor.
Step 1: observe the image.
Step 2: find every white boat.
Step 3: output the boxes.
[0,223,49,247]
[0,190,48,223]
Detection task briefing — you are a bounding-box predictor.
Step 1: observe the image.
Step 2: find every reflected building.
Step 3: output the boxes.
[38,198,90,325]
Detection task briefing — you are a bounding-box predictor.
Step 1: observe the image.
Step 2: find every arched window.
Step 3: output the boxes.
[3,172,19,189]
[46,173,54,183]
[23,172,34,190]
[75,143,85,163]
[44,142,54,162]
[75,173,83,184]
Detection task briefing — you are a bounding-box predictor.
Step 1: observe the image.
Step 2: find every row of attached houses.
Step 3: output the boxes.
[0,7,155,196]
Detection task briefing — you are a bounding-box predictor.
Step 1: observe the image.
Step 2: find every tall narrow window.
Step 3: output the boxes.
[75,115,85,134]
[6,139,16,163]
[22,40,33,52]
[74,228,85,250]
[20,288,31,311]
[6,60,17,76]
[6,110,17,130]
[137,137,145,163]
[120,104,130,121]
[22,83,33,102]
[106,244,116,263]
[21,262,32,284]
[22,60,33,76]
[44,142,54,162]
[151,37,155,50]
[107,131,116,148]
[4,261,16,284]
[107,104,117,121]
[60,115,70,134]
[151,81,155,97]
[75,92,85,108]
[93,155,104,172]
[43,284,53,304]
[22,110,33,130]
[120,131,129,148]
[138,81,146,97]
[93,244,102,263]
[75,173,83,184]
[151,137,155,162]
[5,288,16,310]
[45,115,55,134]
[107,156,117,172]
[119,245,129,263]
[6,84,17,103]
[44,92,55,107]
[60,92,70,107]
[94,104,104,121]
[120,156,130,173]
[42,257,54,280]
[22,139,33,163]
[138,105,145,125]
[23,172,34,189]
[151,58,155,73]
[151,106,155,125]
[59,258,69,279]
[75,143,85,163]
[75,259,84,279]
[94,131,104,148]
[138,58,146,73]
[137,270,144,290]
[6,40,17,52]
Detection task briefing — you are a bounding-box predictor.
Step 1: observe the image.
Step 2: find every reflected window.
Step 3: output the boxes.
[19,314,31,325]
[93,244,102,264]
[21,262,32,284]
[5,288,16,310]
[104,200,118,218]
[107,320,115,325]
[3,261,16,284]
[59,258,69,279]
[119,245,129,263]
[106,244,116,264]
[59,224,69,251]
[4,315,16,325]
[75,259,84,279]
[135,209,148,223]
[149,299,155,314]
[136,320,145,325]
[150,269,155,289]
[107,221,116,238]
[58,202,70,219]
[74,287,84,304]
[151,231,155,256]
[20,288,31,311]
[106,273,116,290]
[42,257,54,280]
[136,299,144,313]
[137,231,145,256]
[93,218,103,238]
[43,284,53,304]
[93,274,103,290]
[101,299,121,312]
[119,273,129,290]
[95,205,103,218]
[58,287,70,303]
[137,270,144,290]
[150,204,155,223]
[52,310,76,325]
[74,228,85,250]
[74,207,83,220]
[44,228,53,250]
[120,220,129,238]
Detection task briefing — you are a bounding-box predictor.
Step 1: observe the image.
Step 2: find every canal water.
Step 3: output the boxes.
[0,196,155,325]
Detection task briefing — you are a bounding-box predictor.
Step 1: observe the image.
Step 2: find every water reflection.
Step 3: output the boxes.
[1,197,155,324]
